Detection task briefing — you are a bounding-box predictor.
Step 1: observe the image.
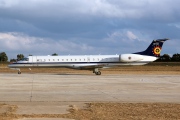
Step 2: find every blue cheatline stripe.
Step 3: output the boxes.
[11,61,151,65]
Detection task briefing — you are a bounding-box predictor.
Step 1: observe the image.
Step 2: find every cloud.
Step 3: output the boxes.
[0,0,180,59]
[0,32,94,59]
[0,32,36,50]
[1,0,178,39]
[1,0,180,20]
[168,23,180,29]
[126,31,138,40]
[104,30,148,43]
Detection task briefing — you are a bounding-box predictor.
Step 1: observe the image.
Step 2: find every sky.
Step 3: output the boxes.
[0,0,180,60]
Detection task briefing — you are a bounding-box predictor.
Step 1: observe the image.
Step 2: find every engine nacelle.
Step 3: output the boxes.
[120,54,144,62]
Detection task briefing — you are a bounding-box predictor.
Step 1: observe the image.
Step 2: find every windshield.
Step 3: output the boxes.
[19,58,29,61]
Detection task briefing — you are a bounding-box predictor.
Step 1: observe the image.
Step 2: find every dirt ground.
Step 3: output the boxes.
[0,63,180,120]
[0,103,180,120]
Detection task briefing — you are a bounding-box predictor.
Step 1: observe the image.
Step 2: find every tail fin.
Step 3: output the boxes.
[134,38,169,57]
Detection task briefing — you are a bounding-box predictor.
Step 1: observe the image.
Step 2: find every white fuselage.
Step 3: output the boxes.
[9,54,157,70]
[8,39,168,75]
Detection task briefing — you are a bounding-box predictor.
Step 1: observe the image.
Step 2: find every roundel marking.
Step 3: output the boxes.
[153,46,161,55]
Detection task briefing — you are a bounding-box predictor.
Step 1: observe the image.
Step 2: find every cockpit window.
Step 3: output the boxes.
[19,58,29,61]
[25,58,29,61]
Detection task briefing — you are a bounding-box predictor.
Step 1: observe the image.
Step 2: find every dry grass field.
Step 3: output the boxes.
[0,103,180,120]
[0,62,180,120]
[0,62,180,75]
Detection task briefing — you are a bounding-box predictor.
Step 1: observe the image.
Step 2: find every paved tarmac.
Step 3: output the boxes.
[0,73,180,119]
[0,73,180,102]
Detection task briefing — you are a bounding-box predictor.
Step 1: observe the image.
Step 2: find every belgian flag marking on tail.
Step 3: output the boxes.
[153,46,161,56]
[133,38,169,57]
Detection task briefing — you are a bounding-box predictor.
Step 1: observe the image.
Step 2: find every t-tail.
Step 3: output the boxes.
[134,38,169,57]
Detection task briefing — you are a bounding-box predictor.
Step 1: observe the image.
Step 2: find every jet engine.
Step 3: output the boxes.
[120,54,144,62]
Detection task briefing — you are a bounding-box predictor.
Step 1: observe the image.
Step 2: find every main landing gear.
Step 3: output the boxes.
[18,69,21,74]
[17,68,31,74]
[93,68,101,75]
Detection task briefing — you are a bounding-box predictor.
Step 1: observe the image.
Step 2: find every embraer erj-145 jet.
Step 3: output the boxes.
[9,38,169,75]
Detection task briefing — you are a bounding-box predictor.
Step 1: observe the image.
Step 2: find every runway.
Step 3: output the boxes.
[0,73,180,119]
[0,73,179,103]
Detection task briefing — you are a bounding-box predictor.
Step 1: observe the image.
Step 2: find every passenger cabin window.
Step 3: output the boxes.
[37,59,42,62]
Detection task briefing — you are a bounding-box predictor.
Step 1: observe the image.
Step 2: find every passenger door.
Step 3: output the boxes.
[32,56,38,67]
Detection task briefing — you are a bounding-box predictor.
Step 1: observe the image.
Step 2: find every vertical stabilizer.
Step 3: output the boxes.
[134,38,169,57]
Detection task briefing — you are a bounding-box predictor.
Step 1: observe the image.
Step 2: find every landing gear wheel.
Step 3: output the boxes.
[18,71,21,74]
[97,71,101,75]
[95,71,101,75]
[93,68,101,75]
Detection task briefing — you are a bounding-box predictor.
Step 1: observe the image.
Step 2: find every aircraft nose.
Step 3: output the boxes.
[8,64,12,68]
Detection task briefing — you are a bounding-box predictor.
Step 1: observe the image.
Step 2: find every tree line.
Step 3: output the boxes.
[0,52,59,62]
[0,52,180,62]
[155,54,180,62]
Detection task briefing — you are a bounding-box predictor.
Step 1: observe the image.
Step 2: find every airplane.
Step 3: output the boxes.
[8,38,169,75]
